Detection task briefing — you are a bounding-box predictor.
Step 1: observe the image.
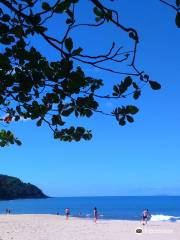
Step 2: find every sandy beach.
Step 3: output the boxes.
[0,214,179,240]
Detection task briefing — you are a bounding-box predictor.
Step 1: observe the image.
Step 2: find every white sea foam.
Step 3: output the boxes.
[151,215,180,222]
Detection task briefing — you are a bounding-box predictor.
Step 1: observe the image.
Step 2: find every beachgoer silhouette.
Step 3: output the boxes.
[93,207,98,223]
[65,208,70,220]
[142,209,151,224]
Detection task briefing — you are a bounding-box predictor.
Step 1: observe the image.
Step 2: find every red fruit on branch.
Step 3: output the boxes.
[4,116,13,123]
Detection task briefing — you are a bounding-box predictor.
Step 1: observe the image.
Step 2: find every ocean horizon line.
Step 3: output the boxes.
[49,195,180,198]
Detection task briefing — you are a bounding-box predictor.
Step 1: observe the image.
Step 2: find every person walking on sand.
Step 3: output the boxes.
[65,208,70,220]
[93,207,98,223]
[142,209,151,225]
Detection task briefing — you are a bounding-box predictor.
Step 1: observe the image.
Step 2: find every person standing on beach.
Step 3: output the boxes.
[5,208,11,214]
[93,207,98,223]
[142,209,151,225]
[65,208,70,220]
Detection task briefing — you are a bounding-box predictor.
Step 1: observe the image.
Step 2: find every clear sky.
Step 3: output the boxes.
[0,0,180,197]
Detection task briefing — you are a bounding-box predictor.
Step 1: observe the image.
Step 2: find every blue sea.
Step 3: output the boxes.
[0,196,180,222]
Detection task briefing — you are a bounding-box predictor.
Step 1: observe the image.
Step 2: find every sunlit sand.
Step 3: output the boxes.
[0,214,179,240]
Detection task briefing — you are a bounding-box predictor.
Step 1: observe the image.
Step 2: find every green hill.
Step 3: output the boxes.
[0,174,48,200]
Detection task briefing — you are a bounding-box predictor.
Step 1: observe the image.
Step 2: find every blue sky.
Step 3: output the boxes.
[0,0,180,197]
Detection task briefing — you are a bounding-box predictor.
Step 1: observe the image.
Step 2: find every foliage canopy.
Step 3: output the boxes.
[0,0,178,146]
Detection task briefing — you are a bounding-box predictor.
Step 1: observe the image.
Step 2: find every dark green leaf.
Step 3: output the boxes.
[32,14,41,25]
[55,1,71,13]
[1,14,10,22]
[119,117,126,126]
[126,115,134,123]
[113,85,119,95]
[34,25,47,33]
[133,82,138,89]
[66,18,73,24]
[66,9,73,18]
[133,90,141,100]
[72,47,83,56]
[0,23,9,34]
[15,116,20,121]
[124,76,132,87]
[76,127,85,135]
[126,105,139,115]
[83,131,92,140]
[65,37,73,52]
[36,118,43,126]
[106,10,112,21]
[15,139,22,146]
[61,107,74,116]
[93,7,103,17]
[95,17,102,22]
[42,2,51,11]
[129,32,138,41]
[149,80,161,90]
[0,36,15,45]
[11,26,24,38]
[175,12,180,28]
[85,109,93,117]
[52,115,64,125]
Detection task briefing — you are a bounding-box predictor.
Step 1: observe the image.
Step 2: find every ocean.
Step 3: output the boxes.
[0,196,180,222]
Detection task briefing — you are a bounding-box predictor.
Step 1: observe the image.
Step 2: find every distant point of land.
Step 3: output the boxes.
[0,174,48,200]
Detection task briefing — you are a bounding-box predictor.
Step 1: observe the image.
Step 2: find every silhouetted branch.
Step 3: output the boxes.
[159,0,178,11]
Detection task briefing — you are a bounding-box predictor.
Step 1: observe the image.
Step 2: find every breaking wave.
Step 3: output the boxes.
[151,214,180,222]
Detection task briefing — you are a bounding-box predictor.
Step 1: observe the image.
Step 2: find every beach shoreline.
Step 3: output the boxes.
[0,214,179,240]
